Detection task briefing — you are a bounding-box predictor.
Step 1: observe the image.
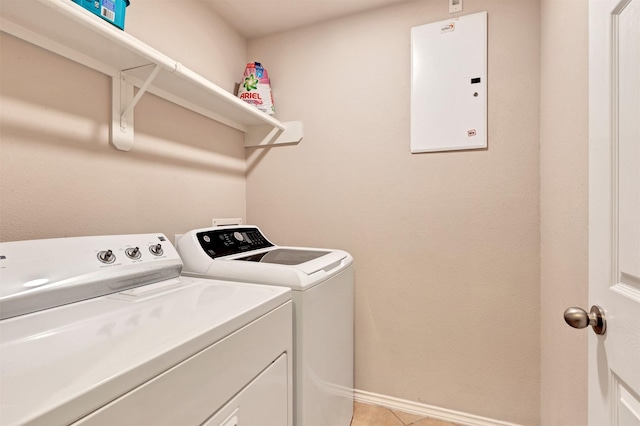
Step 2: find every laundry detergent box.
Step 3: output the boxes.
[71,0,130,30]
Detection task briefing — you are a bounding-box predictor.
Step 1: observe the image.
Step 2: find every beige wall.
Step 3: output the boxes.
[539,1,589,425]
[0,1,591,424]
[0,1,248,242]
[246,1,541,424]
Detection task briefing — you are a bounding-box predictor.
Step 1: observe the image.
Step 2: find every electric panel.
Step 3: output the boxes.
[411,12,488,153]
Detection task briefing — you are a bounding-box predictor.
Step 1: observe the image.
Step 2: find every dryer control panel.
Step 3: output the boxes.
[197,227,273,259]
[0,233,182,320]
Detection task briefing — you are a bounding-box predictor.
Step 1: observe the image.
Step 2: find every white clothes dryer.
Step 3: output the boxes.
[177,225,354,426]
[0,233,293,426]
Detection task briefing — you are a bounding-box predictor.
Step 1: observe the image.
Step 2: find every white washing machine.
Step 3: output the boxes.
[0,233,293,426]
[177,225,354,426]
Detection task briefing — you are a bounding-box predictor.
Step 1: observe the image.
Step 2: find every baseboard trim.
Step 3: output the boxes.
[353,389,522,426]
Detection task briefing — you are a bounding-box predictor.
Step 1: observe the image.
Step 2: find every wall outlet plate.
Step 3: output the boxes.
[449,0,463,13]
[212,218,243,227]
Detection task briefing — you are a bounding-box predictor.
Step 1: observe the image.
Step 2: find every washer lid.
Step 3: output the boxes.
[199,248,352,291]
[235,248,331,265]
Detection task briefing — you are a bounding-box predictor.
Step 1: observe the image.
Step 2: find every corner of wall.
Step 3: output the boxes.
[539,0,589,424]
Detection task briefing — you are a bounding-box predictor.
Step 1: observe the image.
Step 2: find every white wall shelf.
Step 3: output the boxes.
[0,0,303,151]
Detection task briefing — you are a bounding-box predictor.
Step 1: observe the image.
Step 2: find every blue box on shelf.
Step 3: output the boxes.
[71,0,130,30]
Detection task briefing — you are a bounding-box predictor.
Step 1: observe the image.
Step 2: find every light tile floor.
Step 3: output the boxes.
[351,402,460,426]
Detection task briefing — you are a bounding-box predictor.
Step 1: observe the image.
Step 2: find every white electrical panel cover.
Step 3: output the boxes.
[411,12,487,153]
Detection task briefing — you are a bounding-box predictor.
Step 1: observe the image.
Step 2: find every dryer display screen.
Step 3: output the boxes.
[197,228,273,259]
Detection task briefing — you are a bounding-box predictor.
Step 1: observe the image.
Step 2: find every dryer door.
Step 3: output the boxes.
[203,353,289,426]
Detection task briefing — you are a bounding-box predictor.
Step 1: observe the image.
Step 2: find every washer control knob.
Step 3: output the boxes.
[97,249,115,264]
[233,232,244,241]
[149,244,163,256]
[125,247,141,260]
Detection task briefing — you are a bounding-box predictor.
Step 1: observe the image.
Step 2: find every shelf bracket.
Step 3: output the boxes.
[111,64,162,151]
[244,121,304,148]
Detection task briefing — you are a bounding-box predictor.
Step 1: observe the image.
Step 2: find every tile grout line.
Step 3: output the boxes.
[390,409,412,426]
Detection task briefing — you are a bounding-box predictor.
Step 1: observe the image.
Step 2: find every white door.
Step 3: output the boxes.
[588,0,640,424]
